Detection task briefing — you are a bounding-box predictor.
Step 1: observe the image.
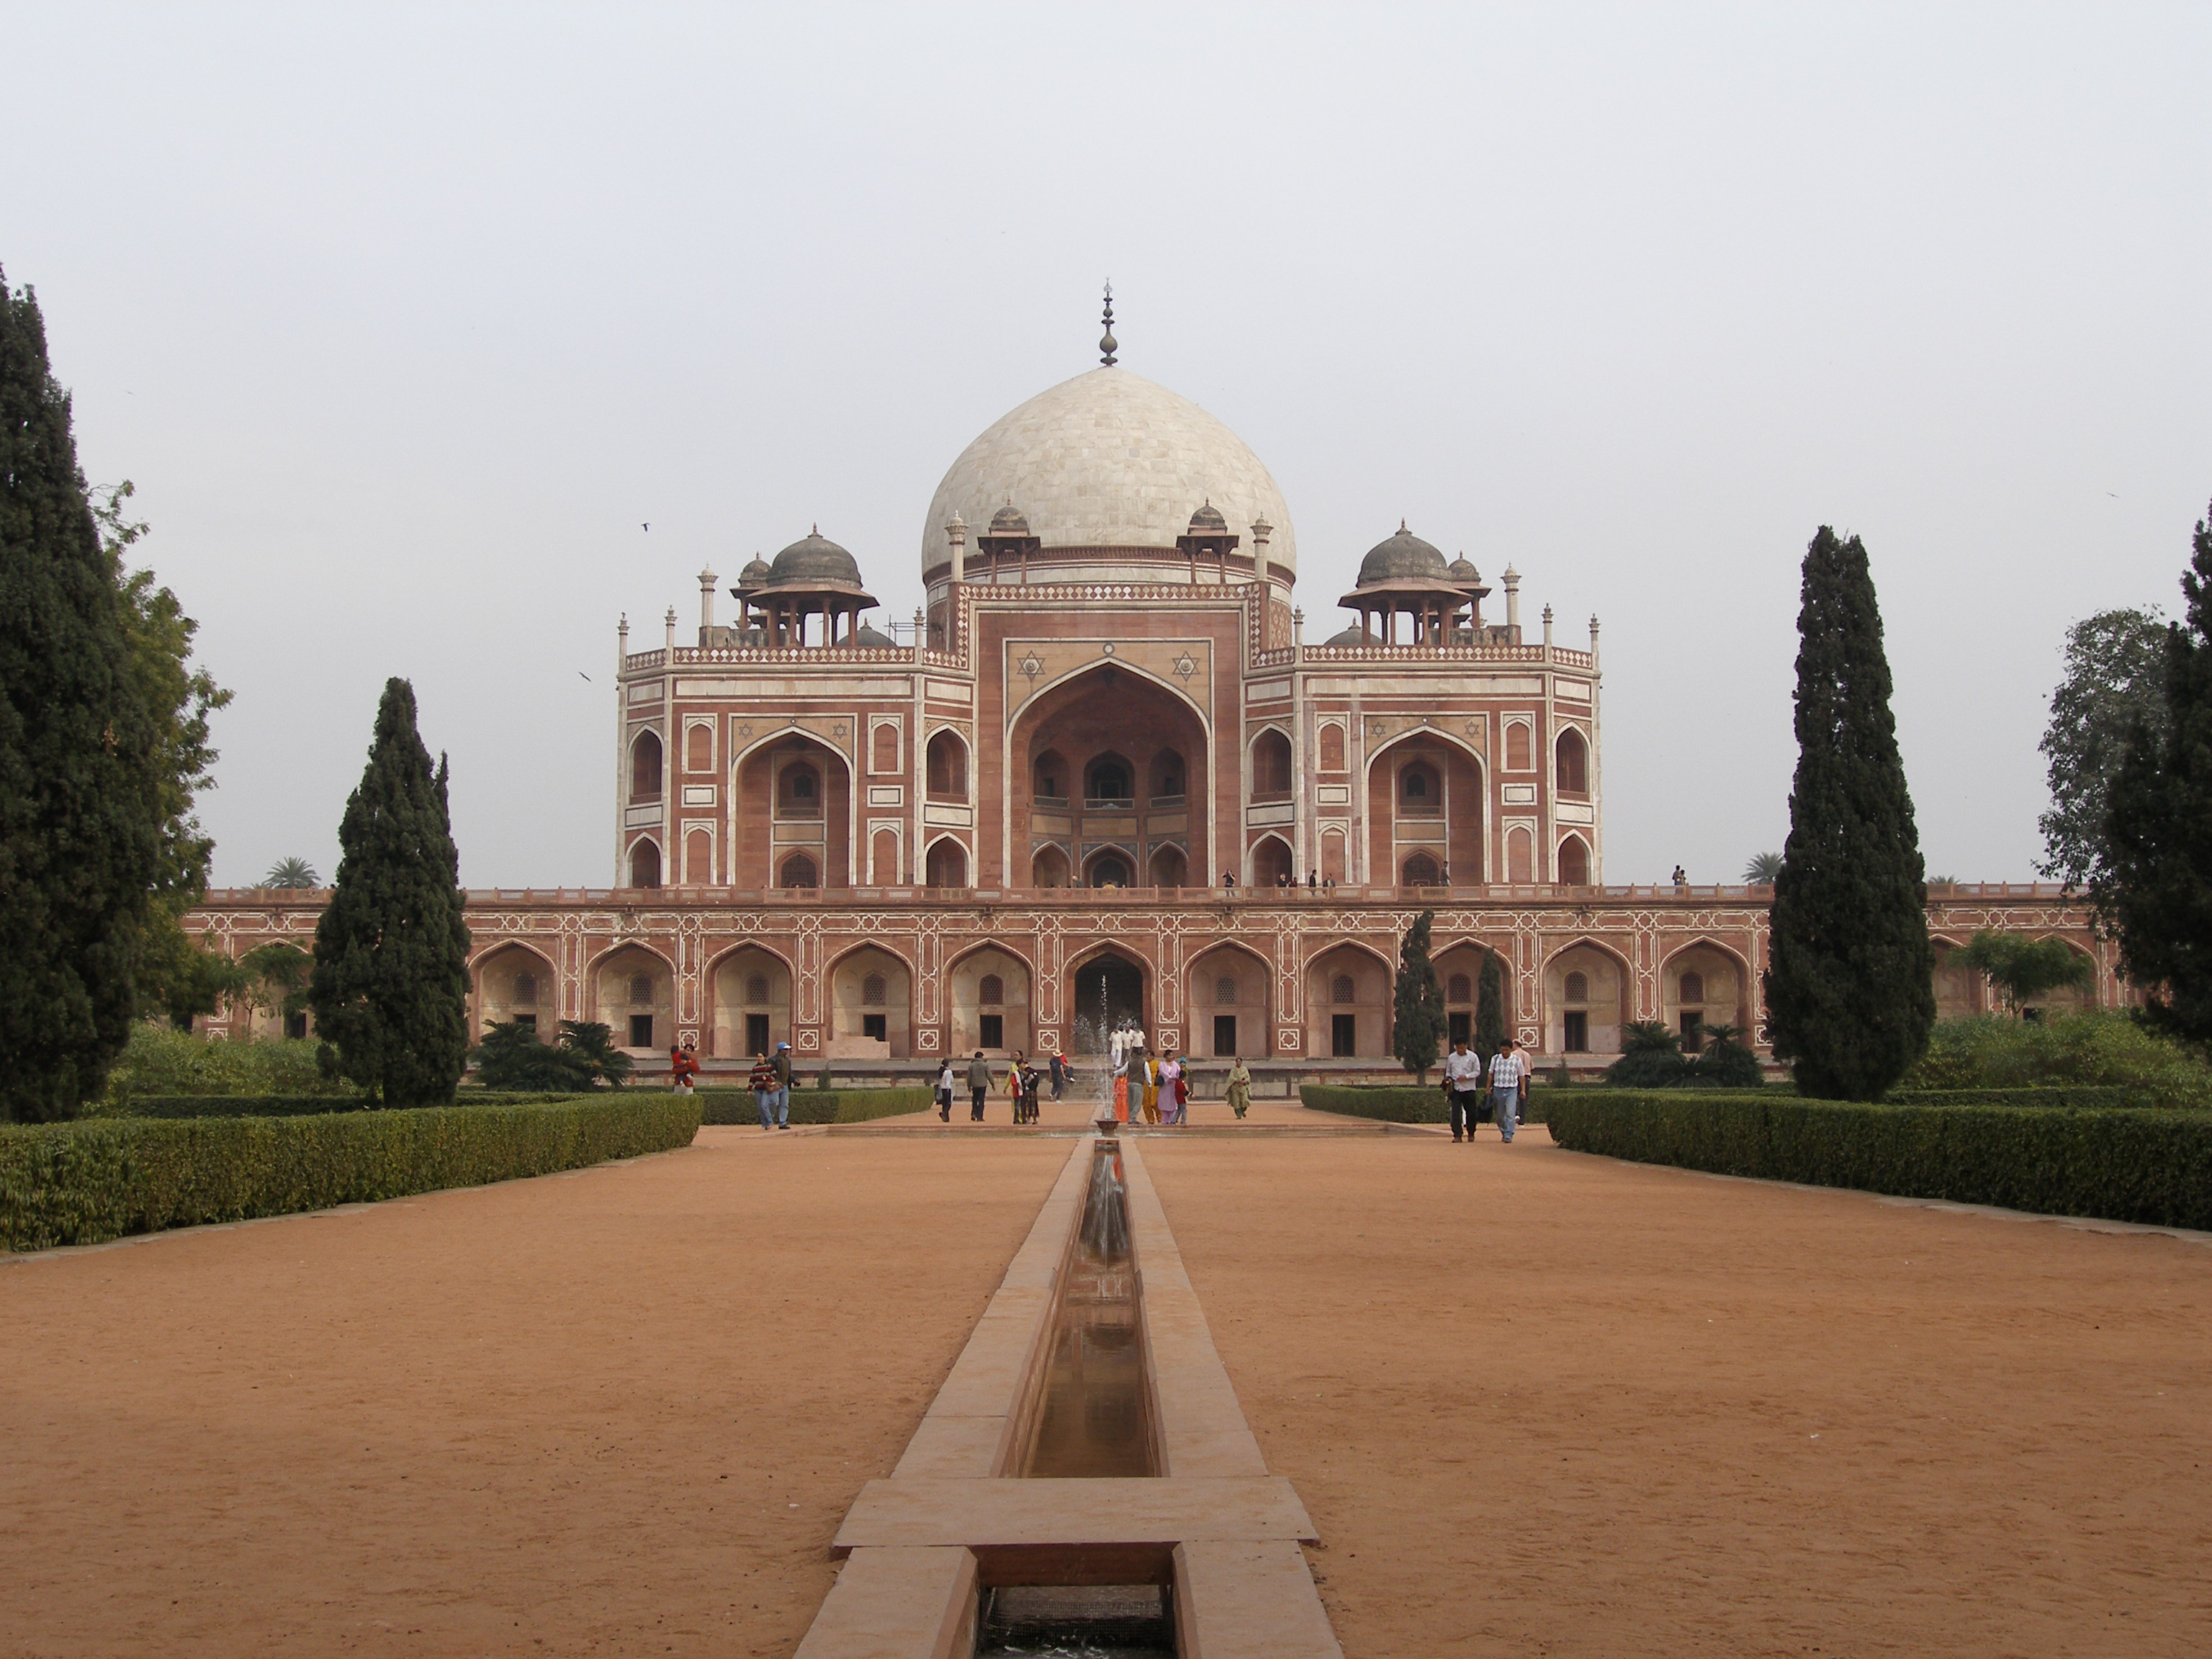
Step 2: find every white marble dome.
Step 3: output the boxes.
[921,367,1297,577]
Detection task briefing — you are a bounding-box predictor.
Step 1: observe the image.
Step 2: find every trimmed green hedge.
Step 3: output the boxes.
[1300,1084,1547,1126]
[1545,1090,2212,1231]
[1887,1087,2138,1110]
[89,1090,608,1120]
[697,1086,935,1125]
[1,1095,701,1251]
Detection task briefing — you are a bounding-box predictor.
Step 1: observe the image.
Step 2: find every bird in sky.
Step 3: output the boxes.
[642,522,649,531]
[578,672,591,682]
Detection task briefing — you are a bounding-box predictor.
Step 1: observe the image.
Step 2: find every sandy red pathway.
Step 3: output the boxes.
[0,1129,1068,1659]
[1145,1131,2212,1658]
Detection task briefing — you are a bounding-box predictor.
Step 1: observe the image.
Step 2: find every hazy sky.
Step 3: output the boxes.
[8,4,2209,889]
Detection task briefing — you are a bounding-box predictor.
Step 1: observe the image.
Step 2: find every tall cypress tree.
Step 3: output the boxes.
[309,679,472,1105]
[2096,502,2212,1044]
[1766,527,1935,1099]
[0,273,163,1121]
[1393,908,1446,1084]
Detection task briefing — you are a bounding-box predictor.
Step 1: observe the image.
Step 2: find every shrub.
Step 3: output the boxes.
[1545,1090,2212,1231]
[88,1090,591,1119]
[1,1094,700,1251]
[103,1025,350,1102]
[1901,1012,2212,1107]
[1299,1084,1547,1126]
[697,1087,932,1125]
[1604,1022,1691,1088]
[469,1020,631,1092]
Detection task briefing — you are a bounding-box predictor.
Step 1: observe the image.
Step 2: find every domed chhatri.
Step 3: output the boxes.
[1356,521,1450,587]
[1448,553,1481,585]
[1187,498,1228,534]
[767,527,866,590]
[989,501,1030,536]
[733,554,773,591]
[921,367,1298,580]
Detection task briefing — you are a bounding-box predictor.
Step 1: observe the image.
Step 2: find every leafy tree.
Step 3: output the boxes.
[1765,526,1936,1100]
[2038,607,2167,891]
[1392,908,1446,1084]
[307,679,472,1105]
[1956,930,2095,1017]
[264,856,320,889]
[238,942,313,1028]
[1688,1025,1764,1087]
[1743,851,1783,884]
[1475,948,1508,1065]
[2096,502,2212,1046]
[87,482,236,1033]
[1604,1020,1691,1087]
[0,275,165,1120]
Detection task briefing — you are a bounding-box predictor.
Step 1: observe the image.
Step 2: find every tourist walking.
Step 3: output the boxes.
[1017,1061,1041,1124]
[1225,1056,1251,1119]
[1488,1037,1528,1142]
[935,1058,956,1122]
[1443,1038,1483,1142]
[1004,1050,1027,1118]
[747,1051,779,1130]
[669,1042,698,1097]
[1139,1053,1162,1125]
[769,1042,793,1129]
[1048,1051,1067,1101]
[1159,1050,1187,1125]
[966,1049,992,1122]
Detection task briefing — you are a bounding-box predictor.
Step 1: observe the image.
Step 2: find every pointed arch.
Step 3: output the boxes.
[629,728,662,798]
[923,835,969,889]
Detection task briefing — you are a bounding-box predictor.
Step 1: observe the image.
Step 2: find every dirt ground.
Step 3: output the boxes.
[0,1129,1069,1659]
[1144,1130,2212,1658]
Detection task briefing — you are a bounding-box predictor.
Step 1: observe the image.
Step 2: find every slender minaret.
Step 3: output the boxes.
[1503,565,1521,637]
[946,511,967,585]
[698,567,717,639]
[1542,604,1554,648]
[1251,514,1272,590]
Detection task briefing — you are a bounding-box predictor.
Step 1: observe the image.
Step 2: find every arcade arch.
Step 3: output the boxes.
[1661,942,1751,1050]
[1546,942,1629,1056]
[474,943,556,1039]
[630,729,662,799]
[593,945,674,1053]
[711,945,791,1058]
[734,734,850,888]
[949,946,1032,1057]
[1069,948,1148,1052]
[925,730,969,801]
[1187,943,1270,1059]
[1365,730,1484,884]
[628,837,662,890]
[1305,943,1391,1058]
[925,837,969,889]
[827,945,912,1058]
[1433,941,1506,1051]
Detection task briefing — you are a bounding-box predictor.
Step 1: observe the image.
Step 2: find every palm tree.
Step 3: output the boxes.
[1743,851,1783,884]
[264,856,320,889]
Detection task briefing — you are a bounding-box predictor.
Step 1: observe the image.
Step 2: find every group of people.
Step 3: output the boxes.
[1441,1035,1528,1143]
[1219,870,1339,893]
[936,1048,1071,1123]
[744,1042,795,1129]
[917,1026,1256,1126]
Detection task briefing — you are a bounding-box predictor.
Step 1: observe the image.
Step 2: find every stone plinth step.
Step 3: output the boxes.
[832,1475,1318,1555]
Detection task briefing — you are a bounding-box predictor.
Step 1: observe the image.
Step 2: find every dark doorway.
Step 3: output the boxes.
[863,1013,888,1042]
[979,1013,1004,1049]
[629,1013,654,1048]
[1088,853,1133,889]
[1213,1014,1237,1057]
[1331,1014,1357,1057]
[1564,1010,1588,1053]
[746,1012,770,1054]
[1448,1011,1471,1048]
[1074,952,1146,1035]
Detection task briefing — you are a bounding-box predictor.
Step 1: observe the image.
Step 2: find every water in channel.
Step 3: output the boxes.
[1020,1143,1157,1480]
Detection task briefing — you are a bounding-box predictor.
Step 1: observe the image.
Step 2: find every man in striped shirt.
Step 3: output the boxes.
[1488,1038,1529,1143]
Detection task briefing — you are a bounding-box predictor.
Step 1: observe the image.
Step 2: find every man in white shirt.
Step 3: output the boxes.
[1442,1039,1485,1143]
[1488,1038,1529,1143]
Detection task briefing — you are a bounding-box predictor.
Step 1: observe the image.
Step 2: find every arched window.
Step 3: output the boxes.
[871,828,899,886]
[1556,729,1588,795]
[1318,723,1346,773]
[978,974,1004,1005]
[778,852,819,889]
[1447,973,1472,1004]
[1402,852,1442,886]
[1331,974,1357,1004]
[926,840,968,889]
[778,763,822,817]
[1557,835,1590,886]
[1507,827,1533,883]
[513,972,538,1005]
[1680,971,1706,1004]
[628,839,661,889]
[926,731,968,800]
[862,972,886,1007]
[872,723,899,773]
[685,828,713,885]
[1400,763,1442,816]
[1149,845,1187,889]
[1251,730,1292,797]
[1032,845,1071,887]
[1252,837,1295,888]
[1085,756,1132,804]
[685,724,712,775]
[1564,971,1590,1002]
[1087,852,1132,889]
[1505,721,1533,772]
[1033,750,1067,804]
[745,972,770,1004]
[1215,974,1239,1004]
[1149,748,1184,800]
[631,730,663,798]
[628,973,653,1004]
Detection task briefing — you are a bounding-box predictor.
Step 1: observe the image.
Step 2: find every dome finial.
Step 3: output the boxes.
[1099,281,1118,367]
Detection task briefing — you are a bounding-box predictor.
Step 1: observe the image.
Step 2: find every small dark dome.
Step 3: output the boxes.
[848,622,896,648]
[767,528,862,588]
[735,555,772,588]
[1448,554,1480,583]
[1357,521,1449,587]
[1187,498,1228,533]
[988,501,1030,535]
[1325,624,1370,647]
